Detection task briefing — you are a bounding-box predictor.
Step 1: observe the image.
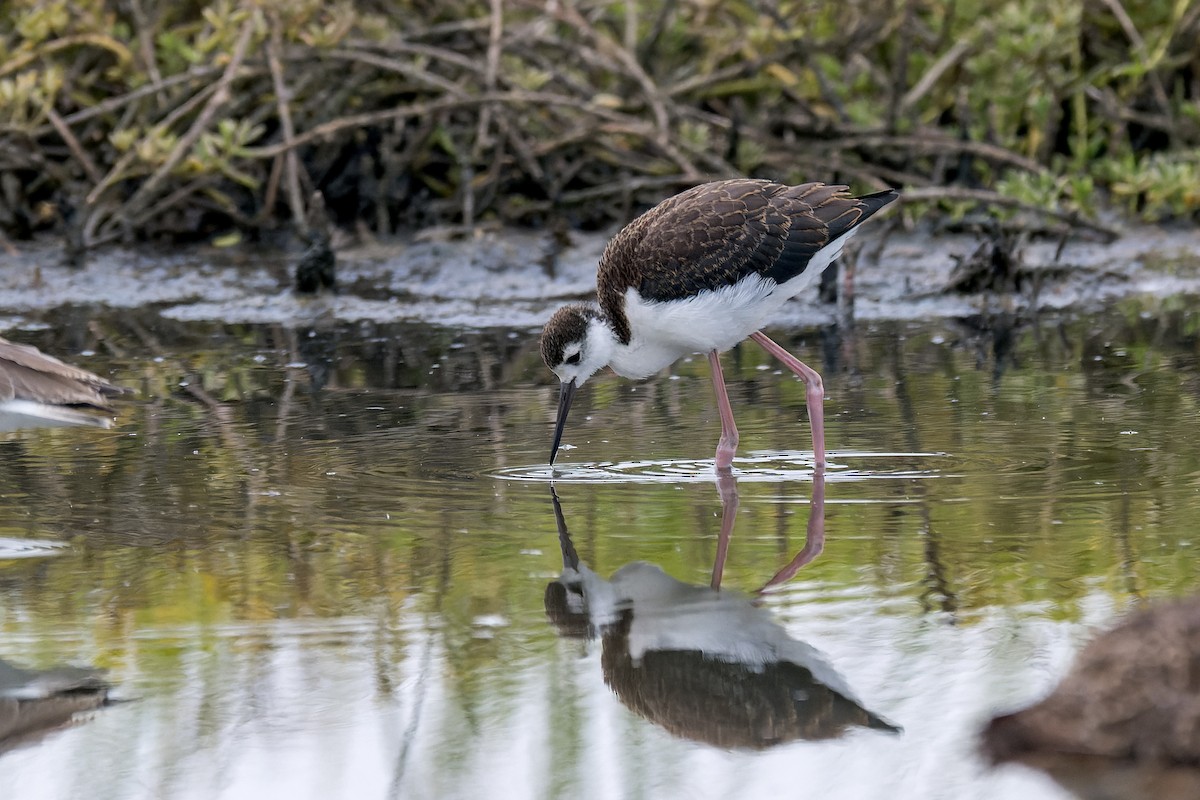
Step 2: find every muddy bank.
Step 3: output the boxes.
[0,226,1198,332]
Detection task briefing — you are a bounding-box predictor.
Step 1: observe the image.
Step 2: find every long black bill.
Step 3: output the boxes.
[549,485,580,571]
[549,379,577,466]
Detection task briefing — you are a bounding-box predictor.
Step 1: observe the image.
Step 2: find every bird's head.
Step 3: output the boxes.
[540,304,614,388]
[539,304,615,465]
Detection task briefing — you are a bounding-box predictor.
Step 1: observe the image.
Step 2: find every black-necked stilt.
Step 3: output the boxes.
[540,178,898,470]
[0,337,130,431]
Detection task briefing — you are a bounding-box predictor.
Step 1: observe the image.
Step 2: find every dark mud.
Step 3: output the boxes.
[1,226,1198,330]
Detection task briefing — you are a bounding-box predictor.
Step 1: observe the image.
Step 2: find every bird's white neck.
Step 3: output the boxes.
[604,327,683,379]
[581,313,672,382]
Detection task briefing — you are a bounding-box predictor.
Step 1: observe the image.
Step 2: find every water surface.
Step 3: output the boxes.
[2,298,1200,799]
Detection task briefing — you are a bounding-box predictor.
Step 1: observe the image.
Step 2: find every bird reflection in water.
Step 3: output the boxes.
[0,657,110,755]
[544,471,898,748]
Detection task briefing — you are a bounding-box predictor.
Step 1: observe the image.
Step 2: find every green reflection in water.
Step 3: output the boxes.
[0,296,1199,797]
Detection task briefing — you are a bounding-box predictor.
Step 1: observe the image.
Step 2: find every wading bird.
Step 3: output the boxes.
[0,336,129,431]
[539,178,897,470]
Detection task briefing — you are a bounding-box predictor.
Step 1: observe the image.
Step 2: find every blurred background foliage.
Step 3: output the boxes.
[0,0,1197,248]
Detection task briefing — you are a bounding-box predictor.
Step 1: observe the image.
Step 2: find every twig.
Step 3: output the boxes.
[128,0,166,107]
[0,33,133,80]
[261,151,283,224]
[525,175,690,209]
[887,0,914,129]
[900,185,1120,240]
[101,20,257,237]
[84,76,224,211]
[268,15,306,226]
[335,39,485,75]
[45,107,102,184]
[545,0,672,142]
[243,90,661,158]
[126,176,218,230]
[1099,0,1174,123]
[841,132,1048,174]
[50,66,225,131]
[901,37,974,112]
[665,50,800,98]
[472,0,504,159]
[325,48,467,98]
[1083,86,1193,138]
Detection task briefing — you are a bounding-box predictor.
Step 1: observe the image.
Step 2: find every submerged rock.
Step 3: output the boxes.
[982,596,1200,764]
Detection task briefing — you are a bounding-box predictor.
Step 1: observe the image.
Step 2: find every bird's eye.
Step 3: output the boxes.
[565,352,582,365]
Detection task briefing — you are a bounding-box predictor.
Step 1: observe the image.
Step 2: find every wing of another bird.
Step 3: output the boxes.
[597,179,896,316]
[0,338,126,407]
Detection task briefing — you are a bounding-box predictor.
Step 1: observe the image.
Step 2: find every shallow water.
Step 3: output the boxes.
[2,297,1200,799]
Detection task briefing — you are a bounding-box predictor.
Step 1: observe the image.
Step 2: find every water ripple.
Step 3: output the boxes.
[494,450,956,484]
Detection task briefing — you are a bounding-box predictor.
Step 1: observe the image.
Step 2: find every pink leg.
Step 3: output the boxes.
[749,330,826,466]
[710,471,739,589]
[758,465,826,592]
[708,350,739,472]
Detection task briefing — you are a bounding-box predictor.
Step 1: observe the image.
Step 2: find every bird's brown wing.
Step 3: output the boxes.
[597,179,897,318]
[0,338,127,407]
